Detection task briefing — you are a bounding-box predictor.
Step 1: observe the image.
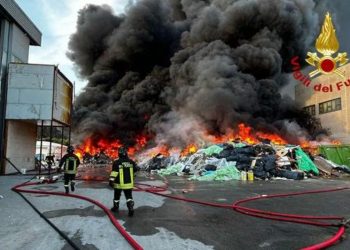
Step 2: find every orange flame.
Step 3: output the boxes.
[75,123,342,160]
[75,137,122,159]
[75,135,150,160]
[207,123,286,145]
[181,144,198,156]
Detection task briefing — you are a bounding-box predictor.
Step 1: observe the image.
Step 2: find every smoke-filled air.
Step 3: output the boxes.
[67,0,329,152]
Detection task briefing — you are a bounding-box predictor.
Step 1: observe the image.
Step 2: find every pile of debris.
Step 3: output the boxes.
[314,156,350,177]
[140,141,350,181]
[82,152,112,166]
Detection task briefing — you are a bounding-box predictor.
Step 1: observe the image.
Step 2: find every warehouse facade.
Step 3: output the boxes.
[0,0,73,174]
[0,0,42,173]
[295,63,350,143]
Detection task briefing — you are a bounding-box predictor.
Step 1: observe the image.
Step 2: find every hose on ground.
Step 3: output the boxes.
[13,190,80,250]
[12,176,349,250]
[12,181,143,250]
[137,182,349,249]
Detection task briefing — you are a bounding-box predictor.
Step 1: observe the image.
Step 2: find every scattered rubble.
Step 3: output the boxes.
[314,156,350,177]
[82,152,112,166]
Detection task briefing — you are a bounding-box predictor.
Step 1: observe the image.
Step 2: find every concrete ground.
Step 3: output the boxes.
[1,167,350,250]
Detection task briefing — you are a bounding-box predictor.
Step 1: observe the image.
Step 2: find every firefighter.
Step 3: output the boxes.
[109,147,138,216]
[58,146,80,194]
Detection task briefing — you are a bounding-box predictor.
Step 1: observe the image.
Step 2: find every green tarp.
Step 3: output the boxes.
[201,145,224,156]
[295,147,319,175]
[189,164,240,181]
[201,143,246,156]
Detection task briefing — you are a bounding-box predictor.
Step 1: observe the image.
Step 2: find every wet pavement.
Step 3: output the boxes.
[1,166,350,250]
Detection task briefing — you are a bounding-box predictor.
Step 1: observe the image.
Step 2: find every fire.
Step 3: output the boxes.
[255,132,287,145]
[76,152,82,159]
[237,123,258,144]
[75,123,342,160]
[75,134,149,161]
[137,145,171,159]
[150,145,171,157]
[298,138,342,156]
[207,123,286,145]
[181,144,198,156]
[300,138,341,149]
[331,140,341,145]
[75,137,122,159]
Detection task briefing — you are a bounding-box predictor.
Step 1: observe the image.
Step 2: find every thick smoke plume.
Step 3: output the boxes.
[68,0,326,147]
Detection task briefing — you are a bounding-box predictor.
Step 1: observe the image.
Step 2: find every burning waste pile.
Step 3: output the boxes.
[68,0,350,179]
[75,122,350,181]
[139,138,350,181]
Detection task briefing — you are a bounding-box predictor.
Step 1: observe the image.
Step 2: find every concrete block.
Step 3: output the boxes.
[19,89,53,105]
[7,89,19,103]
[6,104,41,119]
[40,105,53,120]
[9,63,54,75]
[8,73,54,89]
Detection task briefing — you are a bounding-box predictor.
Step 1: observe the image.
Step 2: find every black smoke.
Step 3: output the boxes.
[68,0,327,147]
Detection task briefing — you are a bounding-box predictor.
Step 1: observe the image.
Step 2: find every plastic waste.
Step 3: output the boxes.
[205,158,232,169]
[199,145,224,156]
[295,147,319,175]
[247,170,254,181]
[241,170,247,181]
[158,163,184,176]
[278,169,304,180]
[189,164,240,181]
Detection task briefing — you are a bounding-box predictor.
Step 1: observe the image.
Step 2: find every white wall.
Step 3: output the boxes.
[6,63,54,120]
[5,120,36,174]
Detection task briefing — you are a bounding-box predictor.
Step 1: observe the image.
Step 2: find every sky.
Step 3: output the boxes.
[15,0,350,96]
[15,0,130,94]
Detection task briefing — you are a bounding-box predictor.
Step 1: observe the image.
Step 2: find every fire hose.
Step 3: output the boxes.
[12,177,349,250]
[12,180,143,250]
[137,183,349,250]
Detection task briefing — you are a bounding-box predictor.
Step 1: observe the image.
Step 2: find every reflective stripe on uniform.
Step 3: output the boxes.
[110,171,118,178]
[114,183,134,189]
[120,168,124,186]
[65,156,78,174]
[112,161,135,189]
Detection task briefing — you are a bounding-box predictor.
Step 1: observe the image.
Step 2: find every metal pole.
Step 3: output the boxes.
[48,119,53,176]
[61,126,64,159]
[0,22,13,175]
[69,126,71,146]
[39,120,44,176]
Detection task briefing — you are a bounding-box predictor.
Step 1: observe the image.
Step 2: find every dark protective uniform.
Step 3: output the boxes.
[59,151,80,194]
[109,152,138,216]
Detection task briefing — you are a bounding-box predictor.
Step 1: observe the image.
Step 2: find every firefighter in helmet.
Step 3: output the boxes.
[59,146,80,194]
[109,147,138,216]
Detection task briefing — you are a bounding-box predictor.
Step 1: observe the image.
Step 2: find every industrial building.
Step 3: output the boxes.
[0,0,72,174]
[295,63,350,143]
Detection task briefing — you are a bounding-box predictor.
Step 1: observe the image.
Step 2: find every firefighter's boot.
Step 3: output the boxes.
[64,185,69,194]
[71,181,75,192]
[111,200,119,212]
[127,199,134,217]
